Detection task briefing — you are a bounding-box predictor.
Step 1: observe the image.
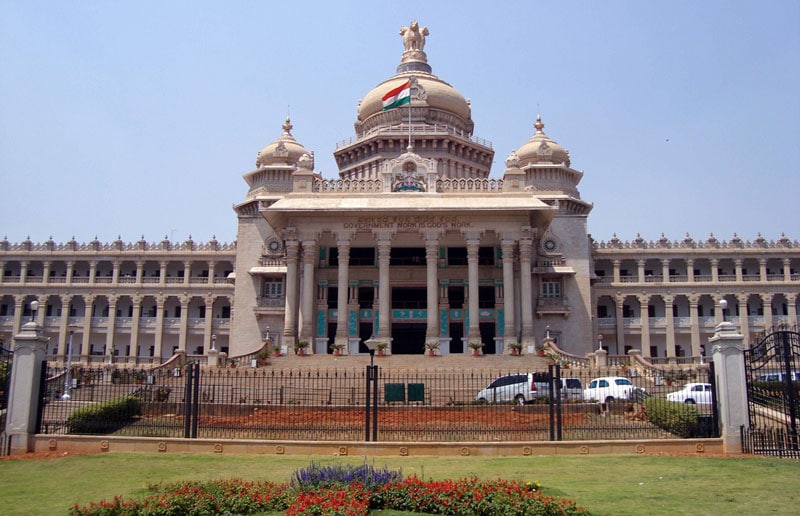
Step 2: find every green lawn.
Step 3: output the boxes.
[1,452,798,515]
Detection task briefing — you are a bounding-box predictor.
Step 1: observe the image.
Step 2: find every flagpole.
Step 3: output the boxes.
[408,77,413,150]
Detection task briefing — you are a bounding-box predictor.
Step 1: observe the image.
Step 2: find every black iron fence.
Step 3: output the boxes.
[38,363,718,442]
[743,327,800,458]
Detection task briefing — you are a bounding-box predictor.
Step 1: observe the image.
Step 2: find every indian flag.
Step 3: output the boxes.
[381,81,411,111]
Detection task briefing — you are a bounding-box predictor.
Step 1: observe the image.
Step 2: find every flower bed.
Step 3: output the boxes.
[69,463,586,515]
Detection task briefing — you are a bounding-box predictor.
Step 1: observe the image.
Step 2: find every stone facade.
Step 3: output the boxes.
[1,23,798,364]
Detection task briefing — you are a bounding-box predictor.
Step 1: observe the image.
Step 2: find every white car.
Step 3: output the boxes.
[583,376,645,402]
[666,383,713,404]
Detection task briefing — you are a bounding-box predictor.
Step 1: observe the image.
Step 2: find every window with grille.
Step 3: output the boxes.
[262,278,284,298]
[540,280,561,298]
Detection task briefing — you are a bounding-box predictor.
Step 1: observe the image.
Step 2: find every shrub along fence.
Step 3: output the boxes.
[38,363,718,442]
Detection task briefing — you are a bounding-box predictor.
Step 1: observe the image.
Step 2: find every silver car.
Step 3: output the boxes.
[666,383,713,404]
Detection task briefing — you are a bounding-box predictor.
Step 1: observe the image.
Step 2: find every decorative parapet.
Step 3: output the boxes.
[593,232,798,250]
[0,237,236,253]
[435,178,503,192]
[313,178,383,193]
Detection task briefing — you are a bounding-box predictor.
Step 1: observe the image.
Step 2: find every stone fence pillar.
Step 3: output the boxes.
[710,321,748,454]
[4,320,47,455]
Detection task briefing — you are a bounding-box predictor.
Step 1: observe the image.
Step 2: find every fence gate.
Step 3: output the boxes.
[0,344,13,455]
[743,326,800,458]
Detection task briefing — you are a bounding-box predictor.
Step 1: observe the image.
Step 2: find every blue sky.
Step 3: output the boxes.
[1,1,798,245]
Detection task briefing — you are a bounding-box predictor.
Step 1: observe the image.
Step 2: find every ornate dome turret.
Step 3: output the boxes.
[354,22,474,135]
[516,115,571,167]
[255,117,313,168]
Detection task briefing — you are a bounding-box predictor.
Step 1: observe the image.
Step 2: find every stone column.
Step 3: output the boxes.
[612,259,621,283]
[466,235,481,342]
[19,261,28,285]
[178,295,189,353]
[637,259,646,283]
[81,295,94,360]
[759,259,767,282]
[734,259,743,282]
[424,233,441,348]
[183,261,192,286]
[89,260,98,284]
[710,320,748,453]
[661,259,670,282]
[153,296,165,361]
[501,239,516,349]
[787,293,798,327]
[335,237,351,350]
[12,295,25,336]
[639,294,651,357]
[737,294,751,343]
[203,295,214,353]
[664,294,676,360]
[763,296,773,329]
[283,239,300,343]
[112,261,120,285]
[65,261,75,285]
[784,258,792,282]
[686,259,695,282]
[710,259,719,283]
[130,295,142,360]
[105,295,117,362]
[5,320,47,455]
[519,238,534,347]
[57,294,70,356]
[208,260,216,286]
[689,295,702,358]
[615,295,626,353]
[35,294,47,327]
[159,261,167,286]
[42,261,52,285]
[376,233,393,342]
[135,260,144,284]
[299,240,316,346]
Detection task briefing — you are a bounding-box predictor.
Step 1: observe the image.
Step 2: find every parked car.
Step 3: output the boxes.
[535,375,584,401]
[475,373,537,404]
[666,382,713,404]
[755,371,800,382]
[583,376,646,402]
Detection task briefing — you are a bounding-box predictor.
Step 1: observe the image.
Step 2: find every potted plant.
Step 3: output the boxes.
[330,342,345,356]
[272,344,282,357]
[256,349,270,366]
[509,343,523,356]
[294,340,309,356]
[468,341,483,357]
[425,341,439,356]
[375,342,388,356]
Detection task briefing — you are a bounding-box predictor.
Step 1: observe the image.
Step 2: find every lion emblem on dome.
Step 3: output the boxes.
[400,21,429,52]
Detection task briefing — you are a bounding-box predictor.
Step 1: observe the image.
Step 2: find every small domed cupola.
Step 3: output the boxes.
[255,117,313,168]
[515,115,571,167]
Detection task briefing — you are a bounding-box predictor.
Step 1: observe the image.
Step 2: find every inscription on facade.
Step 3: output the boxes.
[343,216,472,231]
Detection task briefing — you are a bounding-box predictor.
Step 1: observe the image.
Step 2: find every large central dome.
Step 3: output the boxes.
[354,22,474,135]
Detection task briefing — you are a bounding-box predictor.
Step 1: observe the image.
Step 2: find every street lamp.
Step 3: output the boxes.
[61,330,74,401]
[719,298,728,322]
[211,334,217,351]
[597,334,604,351]
[29,300,39,323]
[545,325,551,340]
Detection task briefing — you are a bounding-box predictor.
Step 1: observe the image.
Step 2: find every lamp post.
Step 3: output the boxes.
[597,334,604,351]
[719,298,728,323]
[211,334,216,351]
[62,330,74,401]
[29,300,39,323]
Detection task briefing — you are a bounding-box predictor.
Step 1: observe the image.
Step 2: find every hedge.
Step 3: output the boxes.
[644,397,699,438]
[67,395,143,434]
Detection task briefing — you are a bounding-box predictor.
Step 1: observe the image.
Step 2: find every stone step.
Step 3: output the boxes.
[255,352,557,374]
